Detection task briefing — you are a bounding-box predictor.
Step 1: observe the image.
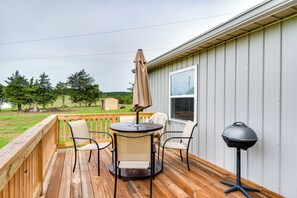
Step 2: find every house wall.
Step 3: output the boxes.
[147,15,297,197]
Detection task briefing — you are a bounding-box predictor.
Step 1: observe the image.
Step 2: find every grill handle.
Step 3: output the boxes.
[233,122,247,127]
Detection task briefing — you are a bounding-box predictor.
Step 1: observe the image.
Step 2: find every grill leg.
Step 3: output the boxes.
[224,186,237,193]
[220,148,260,198]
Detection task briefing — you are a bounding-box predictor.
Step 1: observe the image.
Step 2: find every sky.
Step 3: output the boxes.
[0,0,265,92]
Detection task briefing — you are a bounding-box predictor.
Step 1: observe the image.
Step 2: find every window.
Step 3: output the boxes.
[169,66,197,122]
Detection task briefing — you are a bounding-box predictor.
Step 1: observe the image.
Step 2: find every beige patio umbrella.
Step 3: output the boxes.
[133,49,152,124]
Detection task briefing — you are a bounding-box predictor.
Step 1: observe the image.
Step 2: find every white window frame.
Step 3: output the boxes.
[169,65,197,123]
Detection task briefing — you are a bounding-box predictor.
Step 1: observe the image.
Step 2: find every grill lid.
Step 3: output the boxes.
[222,122,258,142]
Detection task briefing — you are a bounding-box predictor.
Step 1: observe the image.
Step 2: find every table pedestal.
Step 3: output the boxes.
[109,160,162,180]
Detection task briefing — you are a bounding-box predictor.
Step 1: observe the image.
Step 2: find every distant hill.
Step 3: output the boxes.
[102,92,132,98]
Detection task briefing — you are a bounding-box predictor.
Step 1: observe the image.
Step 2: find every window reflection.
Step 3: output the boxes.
[171,70,194,96]
[171,98,194,121]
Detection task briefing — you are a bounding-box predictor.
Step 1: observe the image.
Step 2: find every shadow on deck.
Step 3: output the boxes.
[43,147,282,198]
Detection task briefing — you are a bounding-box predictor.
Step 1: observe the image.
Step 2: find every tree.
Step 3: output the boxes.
[4,71,29,111]
[35,72,56,109]
[55,81,68,108]
[84,84,100,106]
[67,69,95,106]
[25,77,38,108]
[0,84,4,111]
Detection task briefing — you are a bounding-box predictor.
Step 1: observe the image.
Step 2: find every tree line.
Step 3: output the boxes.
[0,69,101,111]
[102,91,133,105]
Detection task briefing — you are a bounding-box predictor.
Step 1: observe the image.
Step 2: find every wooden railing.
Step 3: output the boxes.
[56,112,153,148]
[0,112,153,197]
[0,115,57,198]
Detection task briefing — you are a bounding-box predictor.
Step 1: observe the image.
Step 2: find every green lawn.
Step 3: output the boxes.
[0,100,133,149]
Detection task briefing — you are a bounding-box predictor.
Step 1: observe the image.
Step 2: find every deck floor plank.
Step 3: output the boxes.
[100,149,133,198]
[79,150,95,198]
[45,150,65,198]
[88,151,111,197]
[71,149,82,198]
[44,147,283,198]
[58,148,72,198]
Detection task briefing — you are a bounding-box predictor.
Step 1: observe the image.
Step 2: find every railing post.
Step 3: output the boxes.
[37,140,43,196]
[56,119,60,146]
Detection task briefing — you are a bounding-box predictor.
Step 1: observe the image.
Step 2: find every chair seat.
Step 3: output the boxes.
[77,142,111,151]
[162,141,187,150]
[118,161,150,169]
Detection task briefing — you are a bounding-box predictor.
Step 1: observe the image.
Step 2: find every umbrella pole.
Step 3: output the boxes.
[136,110,139,125]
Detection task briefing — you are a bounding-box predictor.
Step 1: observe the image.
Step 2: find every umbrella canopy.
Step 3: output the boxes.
[133,49,152,120]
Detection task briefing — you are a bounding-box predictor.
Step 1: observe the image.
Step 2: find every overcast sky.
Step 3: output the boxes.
[0,0,265,92]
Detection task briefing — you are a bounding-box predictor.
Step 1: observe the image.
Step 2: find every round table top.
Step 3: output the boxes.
[110,122,163,133]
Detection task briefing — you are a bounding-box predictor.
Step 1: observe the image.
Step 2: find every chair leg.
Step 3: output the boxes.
[73,150,77,172]
[111,142,114,163]
[153,152,155,180]
[158,142,160,161]
[114,167,117,198]
[180,150,183,162]
[112,150,114,163]
[97,150,100,176]
[161,147,165,171]
[150,164,153,198]
[88,150,92,162]
[186,149,190,171]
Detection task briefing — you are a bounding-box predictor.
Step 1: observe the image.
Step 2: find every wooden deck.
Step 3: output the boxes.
[43,147,282,198]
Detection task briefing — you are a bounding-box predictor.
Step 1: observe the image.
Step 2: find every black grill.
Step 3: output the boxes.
[222,122,258,150]
[220,122,260,198]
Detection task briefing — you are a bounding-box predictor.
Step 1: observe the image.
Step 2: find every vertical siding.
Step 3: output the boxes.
[214,45,225,168]
[206,48,216,163]
[192,53,200,156]
[158,67,163,112]
[163,66,169,114]
[263,24,281,192]
[224,40,236,172]
[248,30,264,185]
[148,15,297,197]
[280,16,297,197]
[198,52,208,159]
[235,36,249,179]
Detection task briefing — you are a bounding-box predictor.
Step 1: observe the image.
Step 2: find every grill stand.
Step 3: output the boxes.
[220,148,260,198]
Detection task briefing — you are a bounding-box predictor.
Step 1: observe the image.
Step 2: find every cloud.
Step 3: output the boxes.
[0,0,264,91]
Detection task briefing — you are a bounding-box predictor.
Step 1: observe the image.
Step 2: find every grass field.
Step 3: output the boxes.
[0,96,132,149]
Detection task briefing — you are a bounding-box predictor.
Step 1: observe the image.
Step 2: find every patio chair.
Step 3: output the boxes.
[147,112,168,160]
[160,120,197,171]
[68,119,113,176]
[113,132,154,198]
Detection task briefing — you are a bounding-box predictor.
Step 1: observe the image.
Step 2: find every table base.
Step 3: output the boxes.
[109,160,162,180]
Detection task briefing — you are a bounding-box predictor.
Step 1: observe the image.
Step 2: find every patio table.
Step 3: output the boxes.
[109,122,163,179]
